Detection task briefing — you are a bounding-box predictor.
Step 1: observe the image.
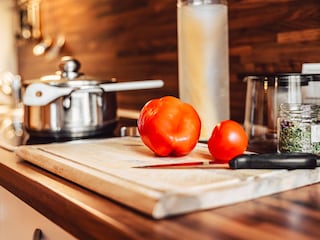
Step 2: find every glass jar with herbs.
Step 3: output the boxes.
[277,103,320,154]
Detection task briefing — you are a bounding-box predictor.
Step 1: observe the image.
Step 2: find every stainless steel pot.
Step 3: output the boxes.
[23,56,163,138]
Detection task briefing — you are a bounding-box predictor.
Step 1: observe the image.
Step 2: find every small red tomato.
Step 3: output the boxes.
[137,96,201,157]
[208,120,248,163]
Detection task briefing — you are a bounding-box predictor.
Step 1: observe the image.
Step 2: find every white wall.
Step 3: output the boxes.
[0,0,18,74]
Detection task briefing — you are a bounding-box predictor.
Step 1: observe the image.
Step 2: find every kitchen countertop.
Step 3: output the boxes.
[1,146,320,239]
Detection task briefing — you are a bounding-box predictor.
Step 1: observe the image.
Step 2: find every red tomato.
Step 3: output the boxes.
[208,120,248,163]
[137,96,201,157]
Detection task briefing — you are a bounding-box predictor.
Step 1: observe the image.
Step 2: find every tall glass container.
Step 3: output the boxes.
[177,0,229,140]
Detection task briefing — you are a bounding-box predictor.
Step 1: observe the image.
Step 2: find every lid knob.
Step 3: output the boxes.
[59,56,82,80]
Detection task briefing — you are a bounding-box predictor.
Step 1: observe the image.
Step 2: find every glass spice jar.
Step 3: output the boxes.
[277,103,320,154]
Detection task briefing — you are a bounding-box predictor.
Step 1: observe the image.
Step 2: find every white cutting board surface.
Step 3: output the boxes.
[16,137,320,219]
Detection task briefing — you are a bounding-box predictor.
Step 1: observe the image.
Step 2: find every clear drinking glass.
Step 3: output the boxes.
[177,0,229,140]
[243,74,310,153]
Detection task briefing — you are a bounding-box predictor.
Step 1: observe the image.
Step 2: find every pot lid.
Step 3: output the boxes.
[24,56,115,86]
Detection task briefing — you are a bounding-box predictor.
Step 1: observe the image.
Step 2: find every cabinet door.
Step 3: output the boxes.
[0,186,76,240]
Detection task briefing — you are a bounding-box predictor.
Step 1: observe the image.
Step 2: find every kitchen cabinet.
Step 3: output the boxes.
[0,186,75,240]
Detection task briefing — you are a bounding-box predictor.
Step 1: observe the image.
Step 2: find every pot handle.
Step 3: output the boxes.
[23,80,164,106]
[23,83,74,106]
[99,80,164,92]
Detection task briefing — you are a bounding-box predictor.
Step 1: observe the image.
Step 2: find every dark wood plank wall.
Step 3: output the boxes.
[17,0,320,123]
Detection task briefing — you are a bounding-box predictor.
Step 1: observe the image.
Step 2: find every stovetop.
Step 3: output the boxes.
[0,106,138,149]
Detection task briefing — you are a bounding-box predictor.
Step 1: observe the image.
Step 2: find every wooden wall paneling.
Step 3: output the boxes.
[16,0,320,123]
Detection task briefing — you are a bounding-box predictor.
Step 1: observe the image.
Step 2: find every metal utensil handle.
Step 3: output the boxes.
[23,83,74,106]
[100,80,164,92]
[23,80,164,106]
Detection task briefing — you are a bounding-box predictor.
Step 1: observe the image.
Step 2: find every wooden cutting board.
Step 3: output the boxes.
[15,137,320,219]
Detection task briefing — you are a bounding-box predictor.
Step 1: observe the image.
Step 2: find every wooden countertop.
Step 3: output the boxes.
[0,148,319,240]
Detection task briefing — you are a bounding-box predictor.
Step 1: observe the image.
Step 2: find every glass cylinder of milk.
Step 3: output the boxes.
[177,0,229,141]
